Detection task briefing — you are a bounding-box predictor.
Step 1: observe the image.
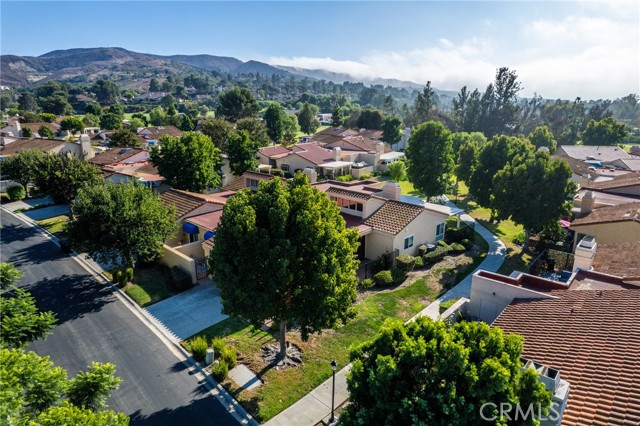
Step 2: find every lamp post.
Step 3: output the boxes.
[330,359,338,423]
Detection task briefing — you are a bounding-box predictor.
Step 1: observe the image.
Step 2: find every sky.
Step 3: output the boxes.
[1,0,638,100]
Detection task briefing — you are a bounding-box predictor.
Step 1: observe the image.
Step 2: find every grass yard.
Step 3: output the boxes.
[374,175,425,198]
[35,215,69,238]
[184,236,489,422]
[104,263,178,307]
[296,124,330,139]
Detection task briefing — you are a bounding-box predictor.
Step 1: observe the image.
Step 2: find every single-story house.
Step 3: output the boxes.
[570,201,640,245]
[0,137,93,160]
[137,125,183,149]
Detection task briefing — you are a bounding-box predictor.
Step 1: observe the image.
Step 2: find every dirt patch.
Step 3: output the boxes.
[261,342,303,370]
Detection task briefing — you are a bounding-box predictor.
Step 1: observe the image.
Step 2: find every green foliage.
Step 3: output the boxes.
[200,117,234,151]
[209,174,359,359]
[7,184,26,201]
[39,113,57,123]
[109,129,141,148]
[444,225,474,244]
[227,130,260,176]
[370,252,392,275]
[438,240,451,250]
[395,254,416,273]
[1,150,49,194]
[1,263,23,290]
[449,242,466,253]
[439,297,459,314]
[236,117,270,147]
[22,127,33,137]
[60,117,84,134]
[373,270,393,286]
[512,230,526,245]
[297,102,319,134]
[38,125,55,139]
[581,116,628,146]
[211,361,229,382]
[281,113,300,146]
[34,154,104,204]
[336,174,354,182]
[93,80,120,105]
[84,104,103,117]
[0,348,128,424]
[217,88,259,122]
[360,278,374,289]
[189,336,209,362]
[406,121,454,199]
[264,103,285,144]
[357,109,383,130]
[461,238,473,249]
[391,268,407,285]
[417,245,428,257]
[423,246,448,264]
[387,160,407,183]
[66,363,122,411]
[331,104,344,127]
[68,182,177,269]
[0,287,56,349]
[170,266,193,292]
[212,338,237,368]
[100,112,123,130]
[151,132,222,192]
[341,318,552,426]
[380,116,402,144]
[455,138,479,184]
[528,125,557,152]
[413,256,424,268]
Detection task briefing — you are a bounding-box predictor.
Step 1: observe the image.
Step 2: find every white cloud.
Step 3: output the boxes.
[263,8,639,100]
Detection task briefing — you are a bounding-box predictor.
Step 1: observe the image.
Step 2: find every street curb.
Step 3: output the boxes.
[1,206,260,426]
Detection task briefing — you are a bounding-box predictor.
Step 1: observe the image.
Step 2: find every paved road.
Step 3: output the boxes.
[0,211,239,426]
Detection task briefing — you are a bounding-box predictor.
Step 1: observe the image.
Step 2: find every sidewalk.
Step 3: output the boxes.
[264,204,507,426]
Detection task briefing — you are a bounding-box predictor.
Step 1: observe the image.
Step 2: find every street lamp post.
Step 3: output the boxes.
[330,359,338,423]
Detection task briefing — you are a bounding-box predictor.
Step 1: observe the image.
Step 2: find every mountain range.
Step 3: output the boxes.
[1,47,431,92]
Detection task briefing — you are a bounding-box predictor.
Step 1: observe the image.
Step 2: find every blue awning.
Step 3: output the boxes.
[204,231,215,240]
[182,222,199,235]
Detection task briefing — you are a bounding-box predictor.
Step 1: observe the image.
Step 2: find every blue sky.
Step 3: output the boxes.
[2,1,638,99]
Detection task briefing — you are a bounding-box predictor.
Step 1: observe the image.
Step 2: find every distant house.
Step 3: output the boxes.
[0,136,93,160]
[557,145,639,171]
[136,125,183,149]
[570,201,640,245]
[0,121,65,140]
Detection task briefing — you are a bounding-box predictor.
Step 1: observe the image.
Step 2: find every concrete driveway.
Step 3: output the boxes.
[146,279,228,340]
[23,204,70,221]
[3,196,54,212]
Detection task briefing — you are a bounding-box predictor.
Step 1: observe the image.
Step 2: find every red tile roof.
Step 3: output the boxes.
[259,145,291,159]
[571,202,640,227]
[160,189,208,218]
[327,187,372,200]
[363,199,424,235]
[492,289,640,426]
[591,241,640,279]
[583,172,640,192]
[290,143,334,165]
[0,137,66,156]
[186,209,224,231]
[88,148,146,166]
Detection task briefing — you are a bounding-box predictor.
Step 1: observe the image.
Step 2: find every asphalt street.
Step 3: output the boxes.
[0,211,239,426]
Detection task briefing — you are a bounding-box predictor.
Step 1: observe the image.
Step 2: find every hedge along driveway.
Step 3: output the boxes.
[146,278,228,340]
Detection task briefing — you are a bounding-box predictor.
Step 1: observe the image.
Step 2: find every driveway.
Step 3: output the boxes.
[3,195,53,212]
[0,210,239,426]
[23,204,70,220]
[146,279,228,340]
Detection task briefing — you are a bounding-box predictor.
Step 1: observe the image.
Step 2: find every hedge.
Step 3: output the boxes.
[413,256,424,268]
[190,335,208,362]
[373,270,393,286]
[360,278,374,289]
[7,184,26,201]
[423,246,449,265]
[450,243,466,253]
[445,225,474,244]
[396,254,416,272]
[391,268,406,285]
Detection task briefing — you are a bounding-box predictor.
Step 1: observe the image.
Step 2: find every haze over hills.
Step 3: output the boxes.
[0,47,443,93]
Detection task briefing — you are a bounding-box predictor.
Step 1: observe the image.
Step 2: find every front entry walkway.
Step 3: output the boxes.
[145,279,228,340]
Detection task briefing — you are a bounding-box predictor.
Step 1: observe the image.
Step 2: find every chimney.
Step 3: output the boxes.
[376,142,385,154]
[302,167,317,184]
[581,190,595,214]
[79,134,95,160]
[381,181,401,201]
[333,147,342,160]
[521,359,570,426]
[573,236,596,271]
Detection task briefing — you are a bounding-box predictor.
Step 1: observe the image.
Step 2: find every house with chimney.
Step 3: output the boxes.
[569,201,640,245]
[0,135,95,161]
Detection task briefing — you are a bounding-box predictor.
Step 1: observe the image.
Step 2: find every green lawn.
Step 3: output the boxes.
[185,235,489,422]
[296,124,331,139]
[375,175,425,197]
[35,215,69,238]
[125,265,175,307]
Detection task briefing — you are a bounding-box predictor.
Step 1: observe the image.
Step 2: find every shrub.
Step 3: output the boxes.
[124,267,134,283]
[512,230,526,246]
[423,247,448,265]
[450,243,466,253]
[170,266,193,291]
[371,252,392,274]
[336,174,354,182]
[373,270,393,286]
[396,254,416,272]
[111,269,122,286]
[445,226,474,244]
[413,256,424,268]
[461,238,473,249]
[391,268,406,285]
[439,298,459,314]
[190,335,209,362]
[438,240,451,250]
[418,245,428,257]
[270,168,284,177]
[358,173,372,180]
[211,338,237,368]
[117,269,129,287]
[211,361,229,382]
[360,278,374,289]
[7,185,26,201]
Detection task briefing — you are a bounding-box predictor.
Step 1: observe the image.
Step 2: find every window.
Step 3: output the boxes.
[248,178,259,189]
[281,164,290,172]
[436,223,445,241]
[404,235,414,250]
[189,233,199,243]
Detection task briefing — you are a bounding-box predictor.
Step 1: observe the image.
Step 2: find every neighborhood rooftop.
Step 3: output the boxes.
[591,241,640,280]
[558,145,637,162]
[0,137,65,155]
[160,188,208,218]
[582,171,640,191]
[363,199,428,235]
[571,202,640,226]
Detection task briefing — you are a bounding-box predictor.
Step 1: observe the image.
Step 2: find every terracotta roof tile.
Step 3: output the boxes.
[363,199,424,235]
[583,172,640,192]
[0,137,66,155]
[571,202,640,226]
[259,145,291,158]
[160,189,207,218]
[88,148,146,166]
[492,290,640,426]
[326,187,371,200]
[591,241,640,279]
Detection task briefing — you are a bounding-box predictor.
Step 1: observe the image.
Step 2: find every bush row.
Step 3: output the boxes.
[7,184,26,201]
[445,225,474,244]
[422,240,467,265]
[188,336,238,382]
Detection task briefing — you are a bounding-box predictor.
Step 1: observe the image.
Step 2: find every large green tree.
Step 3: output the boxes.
[528,125,557,152]
[455,138,479,184]
[18,92,38,112]
[282,113,300,146]
[226,130,260,176]
[0,348,127,425]
[1,150,48,196]
[216,88,259,122]
[405,121,454,199]
[60,117,85,134]
[264,103,285,144]
[200,117,234,151]
[35,154,104,204]
[209,174,359,361]
[93,80,120,106]
[412,82,437,126]
[68,182,176,270]
[151,132,222,192]
[297,102,320,134]
[341,318,552,426]
[380,116,402,145]
[236,117,270,147]
[109,129,141,148]
[388,160,407,183]
[581,117,628,146]
[0,263,23,290]
[357,109,383,130]
[469,135,533,211]
[331,104,344,127]
[492,150,576,251]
